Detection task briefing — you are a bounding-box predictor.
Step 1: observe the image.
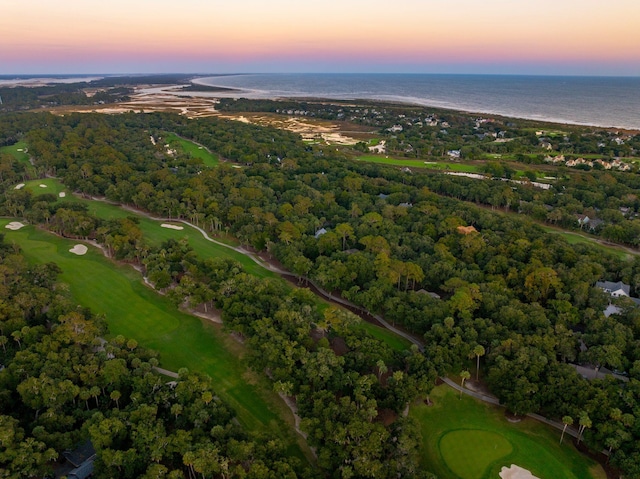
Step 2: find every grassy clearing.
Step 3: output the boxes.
[0,141,30,164]
[411,385,604,479]
[0,219,310,461]
[165,133,219,167]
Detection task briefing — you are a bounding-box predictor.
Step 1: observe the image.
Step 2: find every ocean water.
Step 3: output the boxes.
[197,74,640,130]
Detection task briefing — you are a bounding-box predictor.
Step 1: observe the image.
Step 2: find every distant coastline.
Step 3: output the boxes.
[194,73,640,131]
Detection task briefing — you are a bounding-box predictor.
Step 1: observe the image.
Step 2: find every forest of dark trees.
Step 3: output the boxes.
[2,107,640,477]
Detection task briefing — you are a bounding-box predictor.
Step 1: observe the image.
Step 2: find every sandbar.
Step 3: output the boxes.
[161,223,184,230]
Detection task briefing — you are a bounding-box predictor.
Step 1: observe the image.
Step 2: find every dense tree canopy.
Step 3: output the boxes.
[2,106,640,477]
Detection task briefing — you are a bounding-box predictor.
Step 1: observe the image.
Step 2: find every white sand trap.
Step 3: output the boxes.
[39,184,47,188]
[5,221,25,231]
[16,148,23,152]
[161,223,184,230]
[69,244,88,255]
[500,465,540,479]
[59,192,66,198]
[14,183,25,190]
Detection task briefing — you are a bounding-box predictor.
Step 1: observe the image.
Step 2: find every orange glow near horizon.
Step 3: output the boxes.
[1,0,639,74]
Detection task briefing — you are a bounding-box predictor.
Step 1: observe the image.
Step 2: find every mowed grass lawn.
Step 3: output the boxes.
[355,155,482,173]
[540,225,632,260]
[1,141,30,164]
[411,385,605,479]
[358,322,412,352]
[165,133,219,167]
[20,179,274,278]
[23,177,66,196]
[0,219,309,461]
[23,180,413,351]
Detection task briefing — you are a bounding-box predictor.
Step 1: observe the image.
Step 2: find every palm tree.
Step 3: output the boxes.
[376,360,388,381]
[460,370,471,399]
[577,412,592,444]
[473,344,485,381]
[90,385,101,408]
[110,390,121,409]
[560,415,573,444]
[11,330,22,349]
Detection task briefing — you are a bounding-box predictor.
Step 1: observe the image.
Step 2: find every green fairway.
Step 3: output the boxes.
[22,177,413,350]
[540,226,632,260]
[21,178,275,278]
[165,132,219,167]
[25,179,414,349]
[357,322,412,352]
[411,385,604,479]
[23,177,67,196]
[0,219,309,461]
[0,141,30,164]
[355,155,482,173]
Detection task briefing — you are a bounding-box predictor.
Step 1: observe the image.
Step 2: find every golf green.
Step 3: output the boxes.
[411,385,604,479]
[439,430,512,479]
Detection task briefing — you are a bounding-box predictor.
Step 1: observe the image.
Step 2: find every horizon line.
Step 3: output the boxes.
[2,72,640,79]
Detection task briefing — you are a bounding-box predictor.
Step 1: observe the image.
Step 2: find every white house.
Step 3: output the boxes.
[596,281,630,298]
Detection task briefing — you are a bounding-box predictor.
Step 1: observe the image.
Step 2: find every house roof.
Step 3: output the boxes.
[68,459,95,479]
[596,281,631,296]
[63,440,96,468]
[416,289,441,299]
[604,304,622,317]
[456,225,478,235]
[314,228,328,238]
[587,218,604,230]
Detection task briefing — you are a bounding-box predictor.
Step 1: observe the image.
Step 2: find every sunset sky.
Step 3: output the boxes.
[1,0,639,75]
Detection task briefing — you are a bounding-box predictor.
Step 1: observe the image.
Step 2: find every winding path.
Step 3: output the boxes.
[95,198,597,447]
[441,378,580,436]
[117,202,425,350]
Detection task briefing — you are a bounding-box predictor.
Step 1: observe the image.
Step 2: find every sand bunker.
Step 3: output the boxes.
[69,244,88,255]
[16,148,23,152]
[14,183,25,190]
[500,465,540,479]
[5,221,25,231]
[161,223,184,230]
[59,192,66,198]
[39,184,47,188]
